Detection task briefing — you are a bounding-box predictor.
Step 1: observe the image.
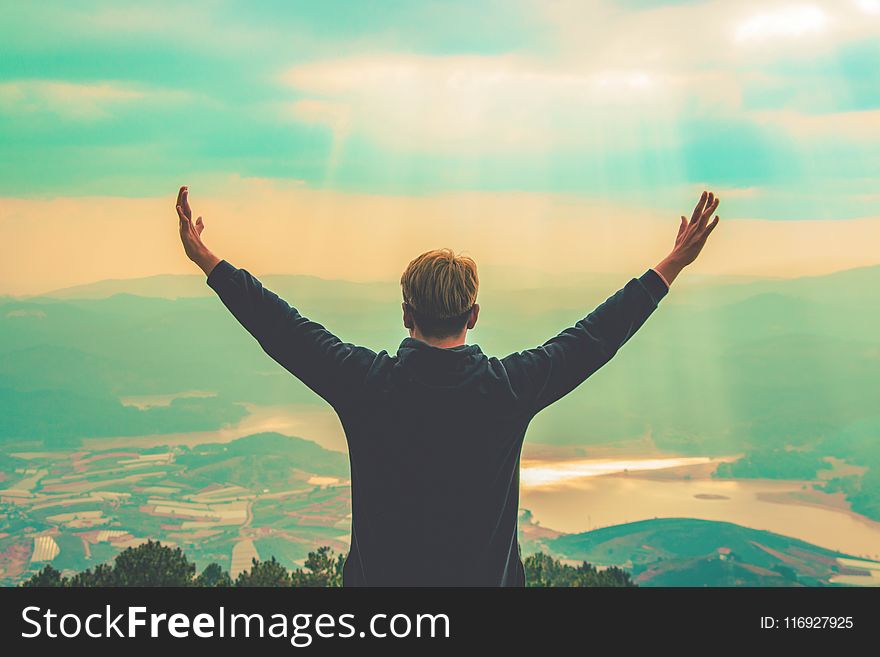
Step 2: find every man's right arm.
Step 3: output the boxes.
[174,185,376,409]
[205,260,377,407]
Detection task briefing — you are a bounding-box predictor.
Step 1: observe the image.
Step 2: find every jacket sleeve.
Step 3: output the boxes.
[206,259,377,410]
[500,268,669,416]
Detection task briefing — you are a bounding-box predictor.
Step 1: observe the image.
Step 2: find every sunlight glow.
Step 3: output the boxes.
[735,5,829,43]
[855,0,880,14]
[594,70,656,91]
[520,457,717,488]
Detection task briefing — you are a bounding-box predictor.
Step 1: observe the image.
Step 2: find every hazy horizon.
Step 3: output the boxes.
[10,252,880,302]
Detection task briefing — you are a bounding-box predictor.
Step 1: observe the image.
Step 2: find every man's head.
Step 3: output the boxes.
[400,248,480,347]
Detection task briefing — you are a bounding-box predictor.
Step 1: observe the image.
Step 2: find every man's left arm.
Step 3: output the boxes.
[501,268,669,415]
[501,190,720,415]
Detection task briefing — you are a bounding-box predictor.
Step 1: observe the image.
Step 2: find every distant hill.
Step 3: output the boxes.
[31,263,879,302]
[175,431,350,487]
[28,264,782,303]
[547,517,862,586]
[38,274,217,300]
[670,264,880,308]
[36,273,397,302]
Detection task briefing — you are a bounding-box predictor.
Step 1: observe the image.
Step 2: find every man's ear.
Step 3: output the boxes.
[467,303,480,330]
[402,302,414,329]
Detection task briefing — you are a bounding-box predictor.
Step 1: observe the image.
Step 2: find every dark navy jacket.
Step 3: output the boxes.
[207,260,668,586]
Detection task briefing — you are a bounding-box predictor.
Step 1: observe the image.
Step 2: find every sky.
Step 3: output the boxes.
[1,0,879,295]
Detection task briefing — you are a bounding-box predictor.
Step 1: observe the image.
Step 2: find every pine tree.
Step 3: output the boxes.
[235,556,292,587]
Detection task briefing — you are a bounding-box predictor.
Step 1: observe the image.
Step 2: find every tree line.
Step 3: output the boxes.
[22,540,636,587]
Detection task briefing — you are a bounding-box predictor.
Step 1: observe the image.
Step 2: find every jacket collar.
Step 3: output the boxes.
[394,337,486,387]
[397,336,483,357]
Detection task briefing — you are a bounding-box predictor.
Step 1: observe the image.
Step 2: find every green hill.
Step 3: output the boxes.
[548,517,857,586]
[175,431,350,487]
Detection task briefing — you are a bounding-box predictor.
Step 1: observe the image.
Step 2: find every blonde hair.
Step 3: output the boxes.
[401,248,479,329]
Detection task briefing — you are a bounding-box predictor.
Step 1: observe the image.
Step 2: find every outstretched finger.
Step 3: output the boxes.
[195,216,204,235]
[176,186,186,210]
[182,187,192,218]
[700,197,719,227]
[176,205,192,228]
[704,215,720,236]
[690,191,708,224]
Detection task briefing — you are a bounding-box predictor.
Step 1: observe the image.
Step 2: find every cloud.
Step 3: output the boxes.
[734,5,831,43]
[535,0,878,59]
[710,186,762,199]
[282,53,685,153]
[2,0,877,202]
[0,81,144,120]
[526,0,879,115]
[855,0,880,13]
[0,80,190,120]
[277,0,878,156]
[750,108,880,140]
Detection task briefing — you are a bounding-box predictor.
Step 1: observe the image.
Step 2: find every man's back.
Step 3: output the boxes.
[342,338,531,586]
[205,259,669,586]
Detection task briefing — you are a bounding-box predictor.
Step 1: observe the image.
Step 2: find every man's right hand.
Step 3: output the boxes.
[655,190,720,286]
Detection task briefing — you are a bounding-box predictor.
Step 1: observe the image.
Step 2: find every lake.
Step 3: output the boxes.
[520,457,880,560]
